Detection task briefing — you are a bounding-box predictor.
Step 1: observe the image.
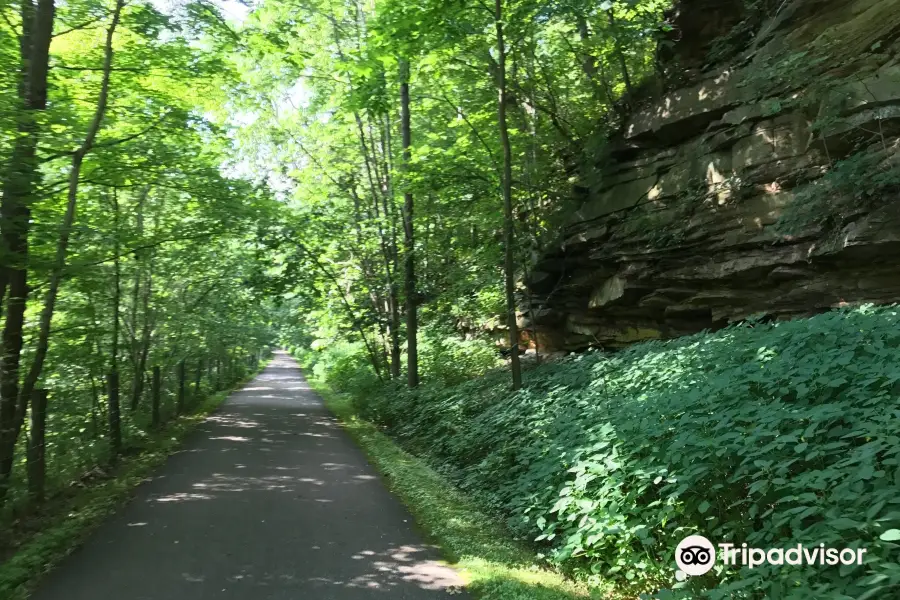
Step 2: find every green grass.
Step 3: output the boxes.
[0,361,270,600]
[313,381,611,600]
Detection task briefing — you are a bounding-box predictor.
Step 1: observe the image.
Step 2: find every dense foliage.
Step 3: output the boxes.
[349,305,900,599]
[235,0,673,387]
[0,0,277,519]
[6,2,897,599]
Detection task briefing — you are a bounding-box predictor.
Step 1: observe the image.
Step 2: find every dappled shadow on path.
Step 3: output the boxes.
[174,544,463,594]
[33,351,467,599]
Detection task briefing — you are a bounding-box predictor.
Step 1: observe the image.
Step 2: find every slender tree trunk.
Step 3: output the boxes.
[366,116,386,197]
[358,115,400,378]
[108,188,122,455]
[0,0,56,503]
[106,370,121,453]
[126,187,148,376]
[18,0,124,417]
[130,253,154,411]
[348,187,388,377]
[26,388,48,503]
[379,112,401,286]
[495,0,522,390]
[193,358,203,401]
[328,20,390,381]
[89,370,101,438]
[521,44,543,366]
[151,365,161,428]
[399,58,419,388]
[177,359,185,415]
[378,117,402,381]
[0,276,6,325]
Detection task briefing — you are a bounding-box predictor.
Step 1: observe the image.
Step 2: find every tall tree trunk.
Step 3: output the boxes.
[151,365,161,428]
[355,113,400,378]
[0,0,56,502]
[106,371,120,454]
[494,0,522,390]
[193,358,203,401]
[176,359,185,415]
[108,188,122,455]
[399,58,419,388]
[329,20,391,381]
[26,388,48,503]
[18,0,124,417]
[126,186,148,377]
[0,276,7,326]
[378,114,402,380]
[379,112,401,282]
[130,252,154,411]
[522,43,543,365]
[89,369,101,438]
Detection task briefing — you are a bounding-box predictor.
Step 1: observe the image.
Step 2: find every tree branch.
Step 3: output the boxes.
[52,12,109,38]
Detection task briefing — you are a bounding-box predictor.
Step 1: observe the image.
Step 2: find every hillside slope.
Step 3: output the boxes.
[351,305,900,599]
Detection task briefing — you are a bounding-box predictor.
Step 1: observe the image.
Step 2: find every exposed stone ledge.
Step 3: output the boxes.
[526,0,900,352]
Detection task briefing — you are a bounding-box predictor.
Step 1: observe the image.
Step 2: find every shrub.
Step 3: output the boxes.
[416,326,504,387]
[308,341,381,396]
[351,305,900,599]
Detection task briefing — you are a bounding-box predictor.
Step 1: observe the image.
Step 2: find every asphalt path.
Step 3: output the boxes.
[30,351,466,600]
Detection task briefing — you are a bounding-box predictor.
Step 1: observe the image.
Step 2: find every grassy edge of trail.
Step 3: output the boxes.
[0,359,272,600]
[312,379,606,600]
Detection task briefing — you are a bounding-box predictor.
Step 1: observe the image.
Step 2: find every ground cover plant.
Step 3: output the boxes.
[335,305,900,599]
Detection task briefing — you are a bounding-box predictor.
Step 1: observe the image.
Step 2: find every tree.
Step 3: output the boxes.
[19,0,125,436]
[0,0,279,511]
[399,57,419,388]
[0,0,56,500]
[494,0,522,390]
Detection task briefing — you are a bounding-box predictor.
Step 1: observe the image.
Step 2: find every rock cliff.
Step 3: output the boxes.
[526,0,900,351]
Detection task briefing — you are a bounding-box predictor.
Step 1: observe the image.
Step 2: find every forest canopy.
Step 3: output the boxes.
[5,1,900,600]
[0,0,672,511]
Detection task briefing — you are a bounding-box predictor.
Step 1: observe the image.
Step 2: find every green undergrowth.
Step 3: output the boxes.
[316,305,900,599]
[0,360,271,600]
[314,382,603,600]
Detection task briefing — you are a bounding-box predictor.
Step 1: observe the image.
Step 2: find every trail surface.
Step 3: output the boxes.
[32,351,465,599]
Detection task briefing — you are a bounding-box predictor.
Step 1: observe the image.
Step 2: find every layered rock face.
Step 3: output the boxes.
[527,0,900,351]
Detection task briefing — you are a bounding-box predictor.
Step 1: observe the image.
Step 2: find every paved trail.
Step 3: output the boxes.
[32,351,466,600]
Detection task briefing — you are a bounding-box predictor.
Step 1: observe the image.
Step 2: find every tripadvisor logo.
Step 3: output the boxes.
[676,535,716,576]
[675,535,869,578]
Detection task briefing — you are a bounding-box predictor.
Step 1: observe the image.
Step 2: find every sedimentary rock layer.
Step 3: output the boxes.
[526,0,900,351]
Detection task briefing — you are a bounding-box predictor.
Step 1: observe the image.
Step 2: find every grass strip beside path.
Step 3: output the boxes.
[0,361,270,600]
[315,382,602,600]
